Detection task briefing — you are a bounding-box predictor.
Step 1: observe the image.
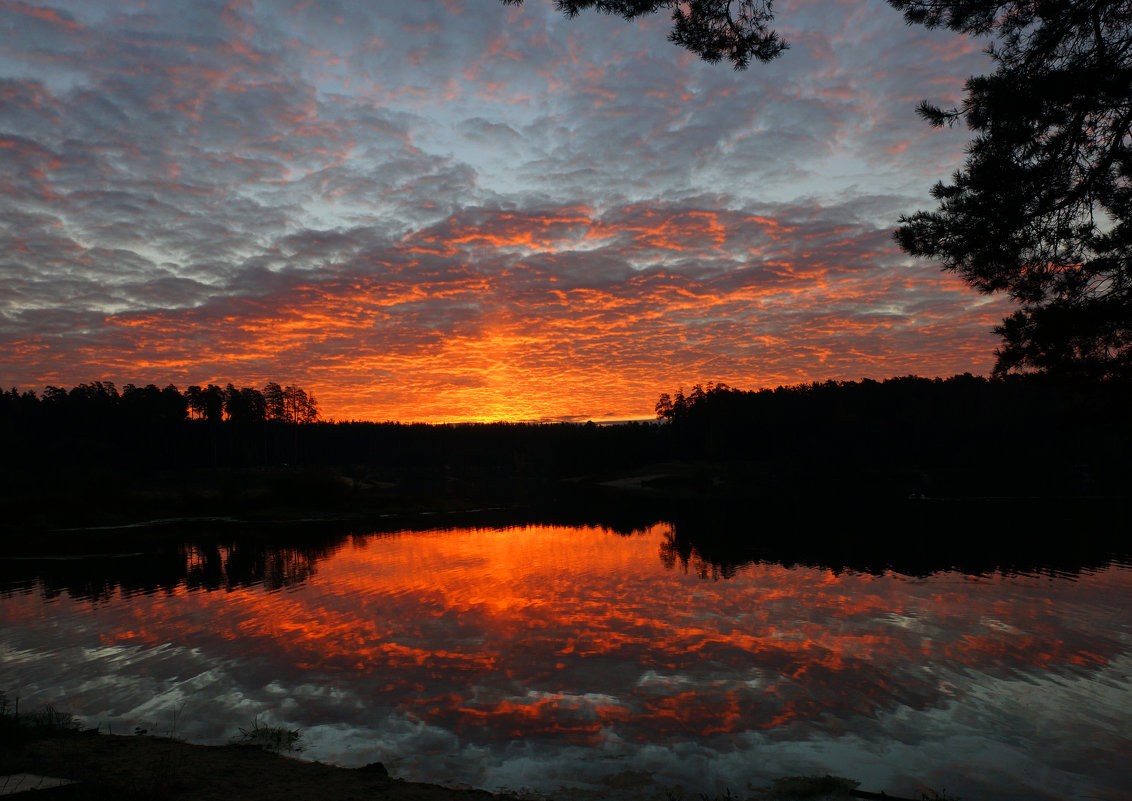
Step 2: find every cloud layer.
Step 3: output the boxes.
[0,0,1010,420]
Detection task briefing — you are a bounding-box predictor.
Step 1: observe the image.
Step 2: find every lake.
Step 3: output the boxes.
[2,521,1130,800]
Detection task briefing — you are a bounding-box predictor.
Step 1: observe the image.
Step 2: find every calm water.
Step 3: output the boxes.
[2,523,1130,800]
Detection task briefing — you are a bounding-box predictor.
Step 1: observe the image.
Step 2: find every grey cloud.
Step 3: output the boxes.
[119,273,216,308]
[514,250,636,290]
[459,117,522,145]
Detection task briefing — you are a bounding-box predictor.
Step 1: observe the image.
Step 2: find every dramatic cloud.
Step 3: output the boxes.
[0,0,1011,420]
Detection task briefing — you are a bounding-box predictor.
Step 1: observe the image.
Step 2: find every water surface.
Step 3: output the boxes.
[2,523,1129,800]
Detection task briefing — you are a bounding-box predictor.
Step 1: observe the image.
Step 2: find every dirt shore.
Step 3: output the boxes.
[2,731,508,801]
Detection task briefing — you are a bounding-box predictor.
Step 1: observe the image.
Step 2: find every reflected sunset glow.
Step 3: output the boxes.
[1,524,1129,799]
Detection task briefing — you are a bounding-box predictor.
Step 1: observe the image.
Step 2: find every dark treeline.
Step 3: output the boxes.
[2,373,1130,534]
[0,380,659,476]
[1,380,319,425]
[651,374,1132,499]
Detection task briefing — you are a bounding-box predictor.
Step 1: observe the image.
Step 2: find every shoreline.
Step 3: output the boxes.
[1,728,929,801]
[3,729,507,801]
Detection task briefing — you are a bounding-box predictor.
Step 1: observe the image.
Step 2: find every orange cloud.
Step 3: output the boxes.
[1,200,1014,421]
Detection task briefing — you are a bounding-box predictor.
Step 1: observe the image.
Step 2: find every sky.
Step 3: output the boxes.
[0,0,1014,422]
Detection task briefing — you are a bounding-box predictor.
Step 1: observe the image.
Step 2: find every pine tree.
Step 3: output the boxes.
[498,0,787,68]
[891,0,1132,378]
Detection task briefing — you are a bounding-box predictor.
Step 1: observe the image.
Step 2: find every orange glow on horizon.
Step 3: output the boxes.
[2,206,1015,422]
[6,273,1010,422]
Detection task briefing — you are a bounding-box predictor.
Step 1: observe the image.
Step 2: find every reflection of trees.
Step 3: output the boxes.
[658,535,740,581]
[0,507,668,604]
[0,551,189,603]
[658,499,1132,578]
[182,541,329,592]
[0,532,348,603]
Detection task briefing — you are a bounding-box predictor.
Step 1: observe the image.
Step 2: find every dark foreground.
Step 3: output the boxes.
[2,729,496,801]
[4,374,1131,542]
[1,728,930,801]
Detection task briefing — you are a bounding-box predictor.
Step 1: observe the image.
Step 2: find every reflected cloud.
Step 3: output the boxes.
[1,524,1129,801]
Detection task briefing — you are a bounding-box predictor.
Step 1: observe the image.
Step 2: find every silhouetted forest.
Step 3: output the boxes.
[2,374,1130,535]
[2,380,319,426]
[651,374,1132,498]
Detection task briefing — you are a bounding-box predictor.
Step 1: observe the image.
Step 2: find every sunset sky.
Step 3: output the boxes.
[0,0,1013,422]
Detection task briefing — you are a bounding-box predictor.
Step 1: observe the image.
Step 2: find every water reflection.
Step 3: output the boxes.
[0,536,345,602]
[3,506,1129,602]
[1,523,1130,801]
[660,499,1132,578]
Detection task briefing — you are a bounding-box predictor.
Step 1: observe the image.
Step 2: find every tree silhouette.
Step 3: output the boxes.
[655,382,734,421]
[224,384,267,424]
[0,380,320,436]
[500,0,787,68]
[121,383,187,424]
[263,381,286,421]
[186,385,205,421]
[891,0,1132,379]
[281,384,321,423]
[301,391,320,424]
[160,383,188,423]
[504,0,1132,379]
[201,384,225,423]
